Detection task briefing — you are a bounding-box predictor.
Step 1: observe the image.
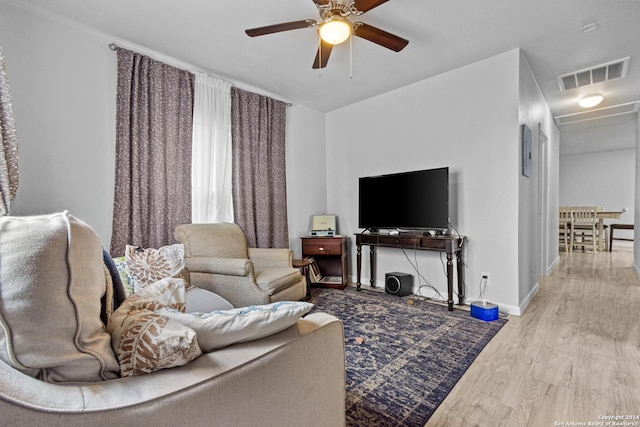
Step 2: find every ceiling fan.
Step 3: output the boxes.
[245,0,409,69]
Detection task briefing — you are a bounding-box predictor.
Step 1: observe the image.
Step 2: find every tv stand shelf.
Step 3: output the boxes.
[355,232,465,311]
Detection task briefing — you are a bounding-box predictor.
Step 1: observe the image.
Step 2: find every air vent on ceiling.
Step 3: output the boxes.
[554,101,640,125]
[557,57,630,92]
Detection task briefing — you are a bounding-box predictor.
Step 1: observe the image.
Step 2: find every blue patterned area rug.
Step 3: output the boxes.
[309,287,507,427]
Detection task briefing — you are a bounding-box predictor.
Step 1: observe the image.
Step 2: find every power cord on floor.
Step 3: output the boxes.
[401,247,446,301]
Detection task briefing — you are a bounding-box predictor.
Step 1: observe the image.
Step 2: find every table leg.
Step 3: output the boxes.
[302,265,311,300]
[369,246,376,288]
[446,252,454,311]
[293,260,312,300]
[356,244,362,291]
[456,249,465,306]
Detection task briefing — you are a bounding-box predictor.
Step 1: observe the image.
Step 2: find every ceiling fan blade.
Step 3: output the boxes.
[245,19,316,37]
[354,0,389,13]
[353,22,408,52]
[312,0,331,5]
[312,41,334,69]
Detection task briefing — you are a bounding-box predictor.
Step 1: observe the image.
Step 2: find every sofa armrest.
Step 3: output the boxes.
[248,248,293,269]
[184,257,252,276]
[0,313,346,426]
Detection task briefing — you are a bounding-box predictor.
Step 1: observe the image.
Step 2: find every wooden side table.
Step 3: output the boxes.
[292,258,312,300]
[301,236,348,289]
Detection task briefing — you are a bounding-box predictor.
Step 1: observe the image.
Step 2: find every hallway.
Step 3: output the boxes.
[427,248,640,426]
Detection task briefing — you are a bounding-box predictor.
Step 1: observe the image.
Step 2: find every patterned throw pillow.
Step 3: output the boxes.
[125,244,185,293]
[108,278,202,377]
[157,301,313,353]
[113,256,136,297]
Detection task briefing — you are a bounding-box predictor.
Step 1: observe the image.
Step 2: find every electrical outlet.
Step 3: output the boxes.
[481,272,490,286]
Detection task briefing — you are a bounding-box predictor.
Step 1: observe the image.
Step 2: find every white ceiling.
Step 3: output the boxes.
[9,0,640,125]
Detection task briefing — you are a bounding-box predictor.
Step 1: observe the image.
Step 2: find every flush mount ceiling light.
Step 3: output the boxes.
[578,93,604,108]
[319,16,352,45]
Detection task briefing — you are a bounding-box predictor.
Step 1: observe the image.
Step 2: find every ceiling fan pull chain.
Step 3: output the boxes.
[349,32,353,79]
[318,33,323,78]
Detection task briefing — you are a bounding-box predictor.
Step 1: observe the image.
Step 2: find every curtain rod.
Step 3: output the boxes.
[107,42,293,106]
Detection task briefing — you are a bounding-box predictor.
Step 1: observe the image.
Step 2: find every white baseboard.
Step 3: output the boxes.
[348,275,541,317]
[548,255,560,274]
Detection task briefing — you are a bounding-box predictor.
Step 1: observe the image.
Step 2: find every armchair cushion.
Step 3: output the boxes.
[255,267,304,294]
[158,301,313,352]
[0,212,120,383]
[185,256,252,276]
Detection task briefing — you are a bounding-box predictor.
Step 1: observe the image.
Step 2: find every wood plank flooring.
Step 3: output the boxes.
[426,248,640,427]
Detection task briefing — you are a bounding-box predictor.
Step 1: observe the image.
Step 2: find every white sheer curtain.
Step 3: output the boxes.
[191,73,233,223]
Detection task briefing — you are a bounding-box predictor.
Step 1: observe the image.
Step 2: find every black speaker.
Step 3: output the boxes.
[385,272,413,297]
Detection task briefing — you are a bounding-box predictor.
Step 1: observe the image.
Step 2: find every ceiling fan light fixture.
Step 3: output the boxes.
[578,93,604,108]
[319,17,352,45]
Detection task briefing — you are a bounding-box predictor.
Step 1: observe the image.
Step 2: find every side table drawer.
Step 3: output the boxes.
[302,238,342,255]
[358,234,379,245]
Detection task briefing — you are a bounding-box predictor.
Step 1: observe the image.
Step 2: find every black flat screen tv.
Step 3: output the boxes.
[358,167,449,231]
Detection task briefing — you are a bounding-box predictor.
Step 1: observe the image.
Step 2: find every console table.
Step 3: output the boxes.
[355,232,465,311]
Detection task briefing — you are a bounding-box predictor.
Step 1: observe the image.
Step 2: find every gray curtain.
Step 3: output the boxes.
[110,48,194,256]
[230,87,288,248]
[0,44,18,217]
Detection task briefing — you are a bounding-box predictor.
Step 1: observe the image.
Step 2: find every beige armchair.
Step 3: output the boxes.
[175,223,307,307]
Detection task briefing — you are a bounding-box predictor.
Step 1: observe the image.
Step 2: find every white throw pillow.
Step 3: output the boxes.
[158,301,313,352]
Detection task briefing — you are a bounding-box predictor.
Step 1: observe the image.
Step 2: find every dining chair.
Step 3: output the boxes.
[570,205,608,251]
[559,206,571,252]
[570,206,598,253]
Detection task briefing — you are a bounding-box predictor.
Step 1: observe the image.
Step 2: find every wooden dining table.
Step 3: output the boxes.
[596,211,623,251]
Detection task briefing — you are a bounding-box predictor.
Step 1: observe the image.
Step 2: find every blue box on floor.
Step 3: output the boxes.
[470,301,499,321]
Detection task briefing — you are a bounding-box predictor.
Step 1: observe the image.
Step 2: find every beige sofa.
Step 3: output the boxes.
[0,213,346,426]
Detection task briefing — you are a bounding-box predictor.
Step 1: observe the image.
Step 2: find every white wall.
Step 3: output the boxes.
[560,151,634,213]
[0,2,326,251]
[325,50,525,313]
[1,3,117,243]
[517,53,559,310]
[286,105,327,257]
